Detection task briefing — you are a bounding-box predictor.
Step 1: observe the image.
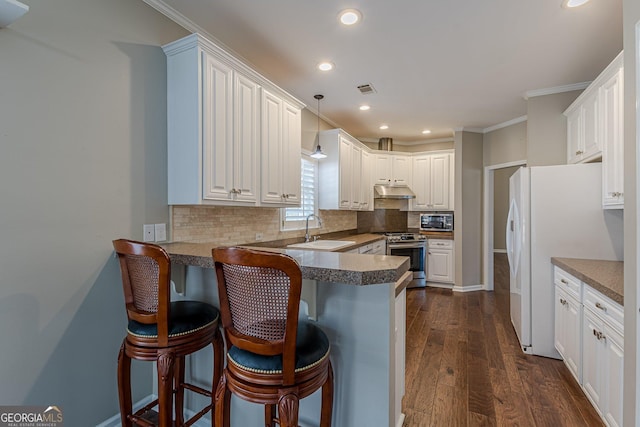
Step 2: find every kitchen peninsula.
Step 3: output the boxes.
[162,240,411,427]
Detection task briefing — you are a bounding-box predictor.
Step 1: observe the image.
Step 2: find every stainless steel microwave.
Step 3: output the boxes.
[419,213,453,232]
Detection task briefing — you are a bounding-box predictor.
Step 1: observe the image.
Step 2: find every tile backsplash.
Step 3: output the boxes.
[171,205,357,245]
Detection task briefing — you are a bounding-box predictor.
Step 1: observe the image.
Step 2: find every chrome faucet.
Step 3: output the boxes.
[305,214,323,242]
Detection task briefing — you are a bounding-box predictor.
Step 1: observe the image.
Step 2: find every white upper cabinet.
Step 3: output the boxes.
[411,151,454,211]
[373,153,412,187]
[163,33,303,206]
[564,51,624,209]
[318,129,372,211]
[261,92,302,206]
[601,59,624,209]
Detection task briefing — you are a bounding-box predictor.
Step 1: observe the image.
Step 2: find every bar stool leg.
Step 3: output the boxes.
[215,372,231,427]
[157,351,175,426]
[277,390,299,427]
[320,361,334,427]
[174,356,185,426]
[265,404,276,427]
[117,341,133,427]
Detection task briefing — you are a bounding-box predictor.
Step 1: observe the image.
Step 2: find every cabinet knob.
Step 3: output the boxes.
[575,150,583,155]
[560,279,568,285]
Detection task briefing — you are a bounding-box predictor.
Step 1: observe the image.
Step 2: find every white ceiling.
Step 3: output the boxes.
[150,0,623,143]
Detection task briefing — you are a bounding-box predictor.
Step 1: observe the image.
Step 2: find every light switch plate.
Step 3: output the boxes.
[155,223,167,242]
[143,224,155,242]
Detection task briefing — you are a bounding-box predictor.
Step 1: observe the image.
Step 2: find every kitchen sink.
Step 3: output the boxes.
[287,240,356,251]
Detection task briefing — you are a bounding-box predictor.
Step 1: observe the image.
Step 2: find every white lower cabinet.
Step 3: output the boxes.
[394,286,406,427]
[554,285,582,383]
[426,239,454,283]
[554,267,623,427]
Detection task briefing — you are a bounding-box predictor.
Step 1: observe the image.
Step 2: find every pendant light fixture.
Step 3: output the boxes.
[310,94,327,159]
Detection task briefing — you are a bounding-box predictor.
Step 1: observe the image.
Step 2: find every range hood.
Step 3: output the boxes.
[374,184,416,199]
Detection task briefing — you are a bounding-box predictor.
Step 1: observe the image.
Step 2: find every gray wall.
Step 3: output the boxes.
[454,131,484,287]
[301,108,333,152]
[526,91,582,166]
[483,121,527,166]
[493,166,521,250]
[623,1,639,425]
[0,0,188,424]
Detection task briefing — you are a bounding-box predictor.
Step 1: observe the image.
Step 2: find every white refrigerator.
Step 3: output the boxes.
[506,163,623,358]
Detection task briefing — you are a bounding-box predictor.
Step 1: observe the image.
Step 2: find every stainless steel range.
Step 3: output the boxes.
[385,232,427,288]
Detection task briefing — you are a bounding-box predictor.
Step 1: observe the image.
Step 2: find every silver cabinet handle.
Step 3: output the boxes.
[595,302,607,312]
[559,298,567,306]
[560,279,568,285]
[593,329,606,341]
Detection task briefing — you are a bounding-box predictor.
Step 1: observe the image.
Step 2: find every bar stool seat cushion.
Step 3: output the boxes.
[227,321,330,374]
[127,301,220,338]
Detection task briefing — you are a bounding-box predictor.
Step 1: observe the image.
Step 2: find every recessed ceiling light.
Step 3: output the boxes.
[379,125,389,130]
[339,9,361,26]
[359,105,370,111]
[422,130,432,135]
[318,62,334,71]
[562,0,589,8]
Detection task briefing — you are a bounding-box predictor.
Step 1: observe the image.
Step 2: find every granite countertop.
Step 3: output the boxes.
[161,238,409,286]
[551,257,624,305]
[250,232,385,252]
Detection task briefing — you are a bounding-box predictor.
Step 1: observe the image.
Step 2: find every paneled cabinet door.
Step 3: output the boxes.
[582,308,606,415]
[429,153,451,210]
[202,54,234,201]
[392,155,412,186]
[566,107,583,164]
[411,156,430,210]
[281,101,301,205]
[581,90,600,160]
[360,150,372,210]
[374,154,392,185]
[350,144,362,209]
[603,324,623,427]
[602,67,624,209]
[339,137,352,209]
[554,286,582,383]
[232,73,259,203]
[426,248,453,283]
[260,90,301,206]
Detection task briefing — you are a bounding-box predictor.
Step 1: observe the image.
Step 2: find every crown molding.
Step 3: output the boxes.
[483,115,527,134]
[523,82,591,100]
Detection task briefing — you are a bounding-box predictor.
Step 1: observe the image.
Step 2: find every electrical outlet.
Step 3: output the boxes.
[143,224,155,242]
[255,233,264,241]
[155,223,167,242]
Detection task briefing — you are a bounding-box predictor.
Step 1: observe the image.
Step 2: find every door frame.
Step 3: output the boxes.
[482,160,526,291]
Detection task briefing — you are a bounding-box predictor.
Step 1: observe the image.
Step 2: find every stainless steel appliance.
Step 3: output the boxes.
[419,213,453,232]
[385,232,427,288]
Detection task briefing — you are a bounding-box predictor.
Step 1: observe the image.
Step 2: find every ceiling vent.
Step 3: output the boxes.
[357,83,376,95]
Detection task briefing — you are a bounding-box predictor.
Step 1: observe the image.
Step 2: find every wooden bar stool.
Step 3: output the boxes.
[113,239,224,427]
[212,247,334,427]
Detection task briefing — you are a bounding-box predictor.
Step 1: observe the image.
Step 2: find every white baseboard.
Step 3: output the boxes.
[426,282,454,290]
[396,412,406,427]
[452,284,485,293]
[493,249,507,254]
[96,395,209,427]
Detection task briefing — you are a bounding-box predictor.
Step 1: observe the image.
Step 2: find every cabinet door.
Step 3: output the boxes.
[394,288,406,427]
[602,68,624,208]
[564,294,582,382]
[233,73,259,203]
[566,107,583,164]
[360,150,372,210]
[582,309,606,414]
[392,155,412,186]
[411,155,429,211]
[581,90,600,159]
[202,54,234,201]
[429,153,450,210]
[339,137,352,209]
[350,144,362,209]
[374,154,392,185]
[426,248,453,283]
[554,286,568,358]
[282,101,301,205]
[260,89,284,204]
[603,324,623,427]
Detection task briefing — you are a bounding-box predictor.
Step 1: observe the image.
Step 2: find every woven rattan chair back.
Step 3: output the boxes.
[113,239,171,344]
[213,247,302,374]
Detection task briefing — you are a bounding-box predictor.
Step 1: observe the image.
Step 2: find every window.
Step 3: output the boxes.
[281,154,319,230]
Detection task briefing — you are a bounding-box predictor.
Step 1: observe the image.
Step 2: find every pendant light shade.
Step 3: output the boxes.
[310,94,327,159]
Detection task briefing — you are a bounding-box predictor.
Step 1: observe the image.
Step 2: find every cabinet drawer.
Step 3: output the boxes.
[554,266,582,301]
[428,239,453,249]
[358,243,374,254]
[372,240,386,254]
[584,284,623,334]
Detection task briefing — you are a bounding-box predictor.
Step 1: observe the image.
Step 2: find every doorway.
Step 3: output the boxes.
[482,160,526,290]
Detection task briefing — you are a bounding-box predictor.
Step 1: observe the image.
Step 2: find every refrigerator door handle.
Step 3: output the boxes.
[506,199,521,277]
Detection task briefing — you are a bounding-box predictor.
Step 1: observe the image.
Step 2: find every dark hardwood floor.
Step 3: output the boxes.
[403,253,603,426]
